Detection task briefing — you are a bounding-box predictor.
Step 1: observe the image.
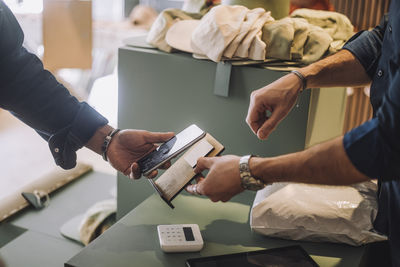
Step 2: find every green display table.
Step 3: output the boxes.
[66,192,368,267]
[0,172,116,267]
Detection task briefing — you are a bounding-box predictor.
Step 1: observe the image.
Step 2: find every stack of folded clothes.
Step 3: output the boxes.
[147,5,354,64]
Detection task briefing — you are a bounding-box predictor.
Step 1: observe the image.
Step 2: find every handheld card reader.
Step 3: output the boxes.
[157,224,204,252]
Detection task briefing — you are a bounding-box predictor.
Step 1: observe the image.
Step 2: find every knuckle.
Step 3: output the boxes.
[197,157,205,165]
[210,197,219,202]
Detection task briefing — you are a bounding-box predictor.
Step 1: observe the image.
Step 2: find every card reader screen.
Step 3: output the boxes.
[183,227,195,241]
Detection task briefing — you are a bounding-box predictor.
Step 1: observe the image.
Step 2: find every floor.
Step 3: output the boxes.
[0,109,115,201]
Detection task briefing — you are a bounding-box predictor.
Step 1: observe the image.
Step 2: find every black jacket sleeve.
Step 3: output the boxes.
[0,1,108,169]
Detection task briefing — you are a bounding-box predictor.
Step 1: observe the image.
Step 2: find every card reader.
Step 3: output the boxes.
[157,224,204,253]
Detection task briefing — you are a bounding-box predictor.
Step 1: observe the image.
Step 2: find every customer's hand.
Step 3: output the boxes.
[246,73,302,140]
[106,130,174,179]
[186,155,244,202]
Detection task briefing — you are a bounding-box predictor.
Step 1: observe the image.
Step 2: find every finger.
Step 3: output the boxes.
[144,132,175,143]
[194,174,205,183]
[195,180,205,195]
[130,163,142,180]
[247,117,265,135]
[194,157,213,173]
[185,175,205,195]
[246,105,268,135]
[160,161,171,169]
[257,108,285,140]
[185,184,196,195]
[146,170,158,179]
[221,196,231,202]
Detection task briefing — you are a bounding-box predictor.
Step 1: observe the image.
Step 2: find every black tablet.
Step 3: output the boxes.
[186,245,319,267]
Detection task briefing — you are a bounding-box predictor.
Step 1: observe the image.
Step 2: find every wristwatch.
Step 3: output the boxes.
[239,155,266,191]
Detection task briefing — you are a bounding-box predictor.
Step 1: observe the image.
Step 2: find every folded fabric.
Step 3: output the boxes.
[159,6,353,64]
[291,8,354,49]
[166,5,273,62]
[262,17,333,64]
[234,11,274,60]
[147,9,202,52]
[224,8,267,58]
[191,5,249,62]
[79,199,116,245]
[182,0,218,14]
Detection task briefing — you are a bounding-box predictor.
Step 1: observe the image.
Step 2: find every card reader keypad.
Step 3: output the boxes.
[157,224,204,252]
[159,226,190,243]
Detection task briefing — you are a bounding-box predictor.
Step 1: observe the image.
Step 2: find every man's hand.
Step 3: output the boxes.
[106,130,174,179]
[246,73,302,140]
[186,155,244,202]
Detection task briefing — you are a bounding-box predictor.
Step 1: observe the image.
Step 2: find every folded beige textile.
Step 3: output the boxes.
[262,17,333,64]
[224,8,266,58]
[233,10,274,60]
[191,5,249,62]
[0,163,92,222]
[182,0,206,13]
[165,5,274,62]
[291,8,354,52]
[165,20,202,54]
[146,9,202,52]
[156,6,353,64]
[291,8,354,42]
[79,199,116,245]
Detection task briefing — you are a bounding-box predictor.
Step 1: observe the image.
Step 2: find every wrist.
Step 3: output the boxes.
[291,70,307,93]
[101,128,121,161]
[86,124,115,155]
[249,156,283,184]
[239,155,265,190]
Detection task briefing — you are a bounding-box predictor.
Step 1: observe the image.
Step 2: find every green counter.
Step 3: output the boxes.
[66,192,368,267]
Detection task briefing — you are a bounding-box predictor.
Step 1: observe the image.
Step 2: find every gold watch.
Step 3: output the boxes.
[239,155,266,191]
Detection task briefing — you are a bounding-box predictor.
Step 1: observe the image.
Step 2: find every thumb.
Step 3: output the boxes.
[144,131,174,143]
[194,157,213,173]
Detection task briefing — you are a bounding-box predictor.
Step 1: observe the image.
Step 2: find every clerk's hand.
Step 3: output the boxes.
[246,73,302,140]
[186,155,244,202]
[106,130,174,179]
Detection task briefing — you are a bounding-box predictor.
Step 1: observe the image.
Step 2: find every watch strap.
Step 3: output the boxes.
[239,155,265,191]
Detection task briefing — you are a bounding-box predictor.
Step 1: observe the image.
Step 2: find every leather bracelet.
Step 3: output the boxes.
[101,128,120,161]
[291,70,307,93]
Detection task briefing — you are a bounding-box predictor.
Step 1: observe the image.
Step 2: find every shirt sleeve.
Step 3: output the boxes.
[0,2,108,169]
[342,15,388,78]
[344,67,400,181]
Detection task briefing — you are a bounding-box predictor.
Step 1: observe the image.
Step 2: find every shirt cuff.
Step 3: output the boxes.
[343,118,400,181]
[342,30,382,78]
[48,102,108,169]
[343,119,384,179]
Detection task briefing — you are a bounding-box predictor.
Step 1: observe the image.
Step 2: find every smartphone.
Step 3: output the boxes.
[138,124,206,176]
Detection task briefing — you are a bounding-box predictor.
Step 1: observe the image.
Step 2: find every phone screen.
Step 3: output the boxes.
[138,125,206,175]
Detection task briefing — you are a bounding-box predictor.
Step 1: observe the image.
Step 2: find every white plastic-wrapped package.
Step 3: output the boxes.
[250,182,387,246]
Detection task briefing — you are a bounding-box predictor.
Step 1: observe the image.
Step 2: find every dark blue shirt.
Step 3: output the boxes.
[0,1,108,169]
[343,0,400,264]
